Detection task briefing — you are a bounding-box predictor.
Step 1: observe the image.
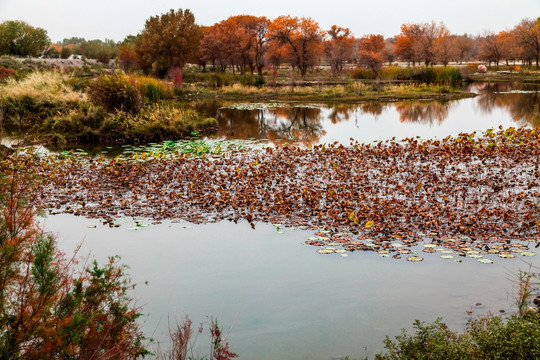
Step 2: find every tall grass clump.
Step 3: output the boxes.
[350,67,376,80]
[130,74,175,102]
[380,66,415,81]
[88,73,142,113]
[412,66,462,86]
[0,71,85,128]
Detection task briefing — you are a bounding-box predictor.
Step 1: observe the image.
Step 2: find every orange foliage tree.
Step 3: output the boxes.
[514,17,540,69]
[200,15,269,75]
[357,34,386,76]
[393,23,421,66]
[135,9,202,77]
[325,25,355,74]
[434,23,455,66]
[478,31,507,68]
[267,15,325,80]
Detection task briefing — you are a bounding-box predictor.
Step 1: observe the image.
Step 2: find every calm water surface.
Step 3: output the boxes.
[43,215,539,360]
[39,82,540,359]
[211,83,539,146]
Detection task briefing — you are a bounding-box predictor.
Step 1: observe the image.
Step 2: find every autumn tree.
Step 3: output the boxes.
[0,20,50,57]
[453,34,474,63]
[416,21,445,66]
[393,23,421,66]
[478,32,505,68]
[233,15,270,75]
[267,15,325,80]
[357,34,386,77]
[325,25,355,74]
[435,24,455,66]
[514,17,540,69]
[135,9,202,77]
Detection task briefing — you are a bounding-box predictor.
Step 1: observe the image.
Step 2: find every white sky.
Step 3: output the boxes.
[0,0,538,42]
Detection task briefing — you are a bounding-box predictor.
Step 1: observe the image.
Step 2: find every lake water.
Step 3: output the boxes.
[211,82,539,146]
[39,82,540,359]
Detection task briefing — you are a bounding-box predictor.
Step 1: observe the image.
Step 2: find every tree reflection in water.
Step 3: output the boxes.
[474,83,540,127]
[212,84,539,146]
[395,101,454,125]
[217,106,325,145]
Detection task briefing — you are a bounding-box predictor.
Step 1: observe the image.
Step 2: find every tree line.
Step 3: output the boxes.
[1,10,539,79]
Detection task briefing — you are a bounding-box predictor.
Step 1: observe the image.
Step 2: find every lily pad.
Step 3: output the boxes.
[477,258,494,264]
[441,255,454,259]
[317,249,334,254]
[498,253,516,258]
[521,252,536,257]
[407,256,424,262]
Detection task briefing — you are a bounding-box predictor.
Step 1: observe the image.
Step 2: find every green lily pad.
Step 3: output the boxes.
[441,255,454,259]
[407,256,424,262]
[521,252,536,257]
[498,253,516,258]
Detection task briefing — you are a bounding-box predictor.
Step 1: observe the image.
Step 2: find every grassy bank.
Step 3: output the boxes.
[0,71,216,144]
[180,82,475,103]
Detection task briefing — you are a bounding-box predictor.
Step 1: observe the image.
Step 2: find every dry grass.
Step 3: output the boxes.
[0,71,85,104]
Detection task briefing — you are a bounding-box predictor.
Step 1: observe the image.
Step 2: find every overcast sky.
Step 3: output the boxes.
[0,0,538,42]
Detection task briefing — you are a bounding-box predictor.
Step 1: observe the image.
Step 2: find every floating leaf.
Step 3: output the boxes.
[317,249,334,254]
[477,258,494,264]
[440,255,454,259]
[498,253,516,258]
[407,256,424,262]
[521,252,536,257]
[365,221,374,228]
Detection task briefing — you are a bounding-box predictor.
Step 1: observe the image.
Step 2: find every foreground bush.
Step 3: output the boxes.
[88,73,142,113]
[0,156,148,359]
[375,313,540,360]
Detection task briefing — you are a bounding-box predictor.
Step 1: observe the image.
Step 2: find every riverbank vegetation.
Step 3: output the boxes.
[0,71,216,144]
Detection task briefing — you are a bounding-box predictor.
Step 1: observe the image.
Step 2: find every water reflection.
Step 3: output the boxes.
[213,82,539,146]
[472,83,540,127]
[217,106,325,145]
[395,101,453,125]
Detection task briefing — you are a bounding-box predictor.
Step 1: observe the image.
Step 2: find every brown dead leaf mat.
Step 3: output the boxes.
[7,127,540,250]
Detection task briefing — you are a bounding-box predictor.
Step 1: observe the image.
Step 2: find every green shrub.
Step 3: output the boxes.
[239,74,266,88]
[88,73,142,113]
[0,167,148,359]
[376,314,540,360]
